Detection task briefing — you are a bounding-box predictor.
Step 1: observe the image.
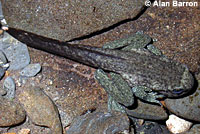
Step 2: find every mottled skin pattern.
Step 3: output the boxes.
[93,33,194,106]
[8,29,194,101]
[95,69,134,107]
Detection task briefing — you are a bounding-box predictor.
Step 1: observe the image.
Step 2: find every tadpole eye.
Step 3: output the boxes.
[172,89,184,94]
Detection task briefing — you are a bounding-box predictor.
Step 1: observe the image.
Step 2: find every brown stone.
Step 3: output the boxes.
[0,97,26,127]
[1,0,145,41]
[18,87,62,134]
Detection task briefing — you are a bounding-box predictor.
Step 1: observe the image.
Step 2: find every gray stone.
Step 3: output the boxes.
[67,111,130,134]
[165,89,200,122]
[0,32,30,70]
[125,99,168,120]
[130,120,171,134]
[0,32,12,50]
[0,50,8,65]
[184,124,200,134]
[0,50,9,72]
[3,76,15,99]
[0,67,4,79]
[0,1,3,19]
[20,63,41,77]
[1,0,145,41]
[5,43,30,70]
[0,97,26,127]
[18,86,63,134]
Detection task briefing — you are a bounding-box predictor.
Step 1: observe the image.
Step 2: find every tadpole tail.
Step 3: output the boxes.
[7,27,124,70]
[7,27,81,57]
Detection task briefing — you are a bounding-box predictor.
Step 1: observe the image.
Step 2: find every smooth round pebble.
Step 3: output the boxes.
[3,76,16,99]
[18,86,62,134]
[0,97,26,127]
[20,63,41,77]
[166,114,192,134]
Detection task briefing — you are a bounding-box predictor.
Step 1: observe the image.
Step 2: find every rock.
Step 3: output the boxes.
[166,114,192,134]
[129,118,171,134]
[18,128,31,134]
[0,32,30,70]
[18,86,62,134]
[0,50,7,78]
[0,32,12,50]
[184,124,200,134]
[3,76,16,99]
[0,50,8,65]
[165,75,200,122]
[0,97,26,127]
[0,67,5,79]
[20,63,41,77]
[0,1,3,18]
[2,0,145,41]
[66,111,130,134]
[58,108,71,128]
[125,99,168,120]
[0,1,8,30]
[4,42,30,70]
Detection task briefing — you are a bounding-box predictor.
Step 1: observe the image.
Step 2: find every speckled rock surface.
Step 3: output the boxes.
[0,97,26,127]
[66,111,130,134]
[18,86,63,134]
[1,0,146,41]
